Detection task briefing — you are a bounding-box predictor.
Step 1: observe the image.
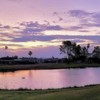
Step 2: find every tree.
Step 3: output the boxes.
[60,41,75,59]
[28,51,32,57]
[92,46,100,58]
[60,41,83,59]
[5,45,8,57]
[81,44,90,56]
[60,41,90,62]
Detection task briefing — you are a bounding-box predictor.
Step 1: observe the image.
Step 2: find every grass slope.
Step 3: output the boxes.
[0,85,100,100]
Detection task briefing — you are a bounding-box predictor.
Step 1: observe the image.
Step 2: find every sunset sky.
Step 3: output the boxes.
[0,0,100,57]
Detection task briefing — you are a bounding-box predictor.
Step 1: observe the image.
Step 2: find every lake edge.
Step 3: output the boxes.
[0,63,100,72]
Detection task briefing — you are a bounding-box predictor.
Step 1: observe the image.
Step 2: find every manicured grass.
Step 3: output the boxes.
[0,85,100,100]
[0,63,100,72]
[63,63,100,68]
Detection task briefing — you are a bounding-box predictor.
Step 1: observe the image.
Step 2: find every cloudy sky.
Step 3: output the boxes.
[0,0,100,57]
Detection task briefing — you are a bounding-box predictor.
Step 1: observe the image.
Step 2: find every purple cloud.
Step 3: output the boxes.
[68,10,93,18]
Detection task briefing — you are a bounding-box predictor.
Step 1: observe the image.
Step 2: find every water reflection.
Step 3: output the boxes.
[0,68,100,89]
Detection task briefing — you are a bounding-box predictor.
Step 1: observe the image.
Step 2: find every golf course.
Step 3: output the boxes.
[0,85,100,100]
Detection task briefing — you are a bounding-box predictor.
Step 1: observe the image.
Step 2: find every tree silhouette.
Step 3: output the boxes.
[60,41,90,62]
[92,46,100,58]
[28,51,32,57]
[60,41,82,59]
[5,46,8,57]
[60,41,74,59]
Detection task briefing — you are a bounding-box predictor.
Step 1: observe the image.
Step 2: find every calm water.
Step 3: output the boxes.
[0,68,100,89]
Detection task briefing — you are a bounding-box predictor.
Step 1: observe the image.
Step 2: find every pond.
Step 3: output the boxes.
[0,68,100,90]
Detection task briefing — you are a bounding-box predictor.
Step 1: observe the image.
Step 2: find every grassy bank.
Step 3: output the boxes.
[0,85,100,100]
[0,63,100,72]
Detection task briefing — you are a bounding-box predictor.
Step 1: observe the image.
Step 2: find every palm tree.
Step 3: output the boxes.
[5,46,8,57]
[28,51,32,58]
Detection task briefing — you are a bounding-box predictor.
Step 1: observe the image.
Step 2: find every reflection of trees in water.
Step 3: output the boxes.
[27,70,34,89]
[28,70,38,78]
[27,70,40,89]
[29,70,33,78]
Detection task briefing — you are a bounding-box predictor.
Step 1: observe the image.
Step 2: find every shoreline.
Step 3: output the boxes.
[0,63,100,72]
[0,84,100,91]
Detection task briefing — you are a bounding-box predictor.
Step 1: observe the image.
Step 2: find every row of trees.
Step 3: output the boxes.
[3,41,100,63]
[60,41,100,63]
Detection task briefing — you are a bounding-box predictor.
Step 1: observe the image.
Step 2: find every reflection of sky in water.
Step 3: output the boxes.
[0,68,100,89]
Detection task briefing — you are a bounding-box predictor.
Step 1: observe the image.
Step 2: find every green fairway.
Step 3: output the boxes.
[0,85,100,100]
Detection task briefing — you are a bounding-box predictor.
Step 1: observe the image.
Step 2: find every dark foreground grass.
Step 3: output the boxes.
[0,63,100,72]
[0,85,100,100]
